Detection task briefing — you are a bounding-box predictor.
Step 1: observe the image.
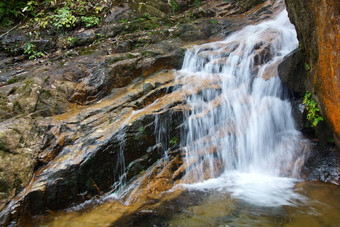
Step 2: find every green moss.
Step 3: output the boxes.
[44,76,50,85]
[0,97,10,112]
[135,126,146,140]
[126,53,137,59]
[210,19,218,24]
[194,0,202,7]
[57,86,65,93]
[78,45,98,56]
[7,76,23,84]
[40,90,52,99]
[21,78,34,93]
[141,51,158,57]
[13,101,23,112]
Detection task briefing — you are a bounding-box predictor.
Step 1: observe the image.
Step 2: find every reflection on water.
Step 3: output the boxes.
[31,181,340,227]
[167,181,340,227]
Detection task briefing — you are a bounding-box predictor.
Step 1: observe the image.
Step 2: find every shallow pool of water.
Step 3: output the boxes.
[30,180,340,227]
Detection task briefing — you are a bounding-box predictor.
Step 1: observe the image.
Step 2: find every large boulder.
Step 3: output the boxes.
[285,0,340,148]
[278,48,306,96]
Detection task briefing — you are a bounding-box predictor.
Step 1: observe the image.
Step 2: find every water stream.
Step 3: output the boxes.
[175,9,308,206]
[28,6,340,227]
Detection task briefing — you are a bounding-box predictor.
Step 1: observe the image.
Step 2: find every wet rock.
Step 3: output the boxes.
[71,29,97,47]
[97,23,125,38]
[0,117,48,210]
[199,19,223,38]
[0,1,285,225]
[0,72,186,224]
[236,0,267,13]
[278,49,306,96]
[67,44,185,104]
[285,0,340,149]
[113,40,134,53]
[193,5,216,18]
[177,24,207,42]
[31,39,56,53]
[0,31,27,56]
[302,145,340,184]
[172,0,195,13]
[290,98,305,131]
[105,3,134,23]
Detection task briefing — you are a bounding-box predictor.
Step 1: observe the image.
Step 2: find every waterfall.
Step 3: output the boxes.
[176,10,309,206]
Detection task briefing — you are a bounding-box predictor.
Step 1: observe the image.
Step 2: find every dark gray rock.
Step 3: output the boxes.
[31,39,56,53]
[105,3,134,23]
[278,48,306,96]
[291,98,305,131]
[177,24,207,42]
[72,29,97,47]
[302,145,340,184]
[193,5,216,18]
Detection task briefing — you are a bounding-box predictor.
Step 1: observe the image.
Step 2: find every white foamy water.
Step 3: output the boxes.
[182,171,307,207]
[176,10,309,206]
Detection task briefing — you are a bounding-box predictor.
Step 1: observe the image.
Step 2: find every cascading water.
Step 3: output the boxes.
[176,9,309,206]
[18,5,340,226]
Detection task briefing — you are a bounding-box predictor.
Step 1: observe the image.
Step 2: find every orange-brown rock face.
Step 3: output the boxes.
[313,0,340,146]
[285,0,340,147]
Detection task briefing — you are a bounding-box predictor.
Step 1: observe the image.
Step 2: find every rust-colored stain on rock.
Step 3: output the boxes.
[312,0,340,140]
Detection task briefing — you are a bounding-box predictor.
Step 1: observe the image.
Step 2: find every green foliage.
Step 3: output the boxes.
[194,0,202,7]
[170,0,179,14]
[119,18,129,23]
[139,126,145,135]
[2,0,106,28]
[51,7,76,29]
[24,42,44,59]
[67,36,77,46]
[121,13,161,33]
[21,1,38,14]
[210,19,218,24]
[81,16,99,28]
[304,62,311,71]
[136,126,146,140]
[170,136,178,147]
[303,91,323,127]
[0,0,36,25]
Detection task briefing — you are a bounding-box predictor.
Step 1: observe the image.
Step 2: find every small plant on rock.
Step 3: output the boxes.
[51,7,76,29]
[303,91,323,127]
[24,42,44,59]
[170,0,179,14]
[81,16,100,28]
[170,136,178,147]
